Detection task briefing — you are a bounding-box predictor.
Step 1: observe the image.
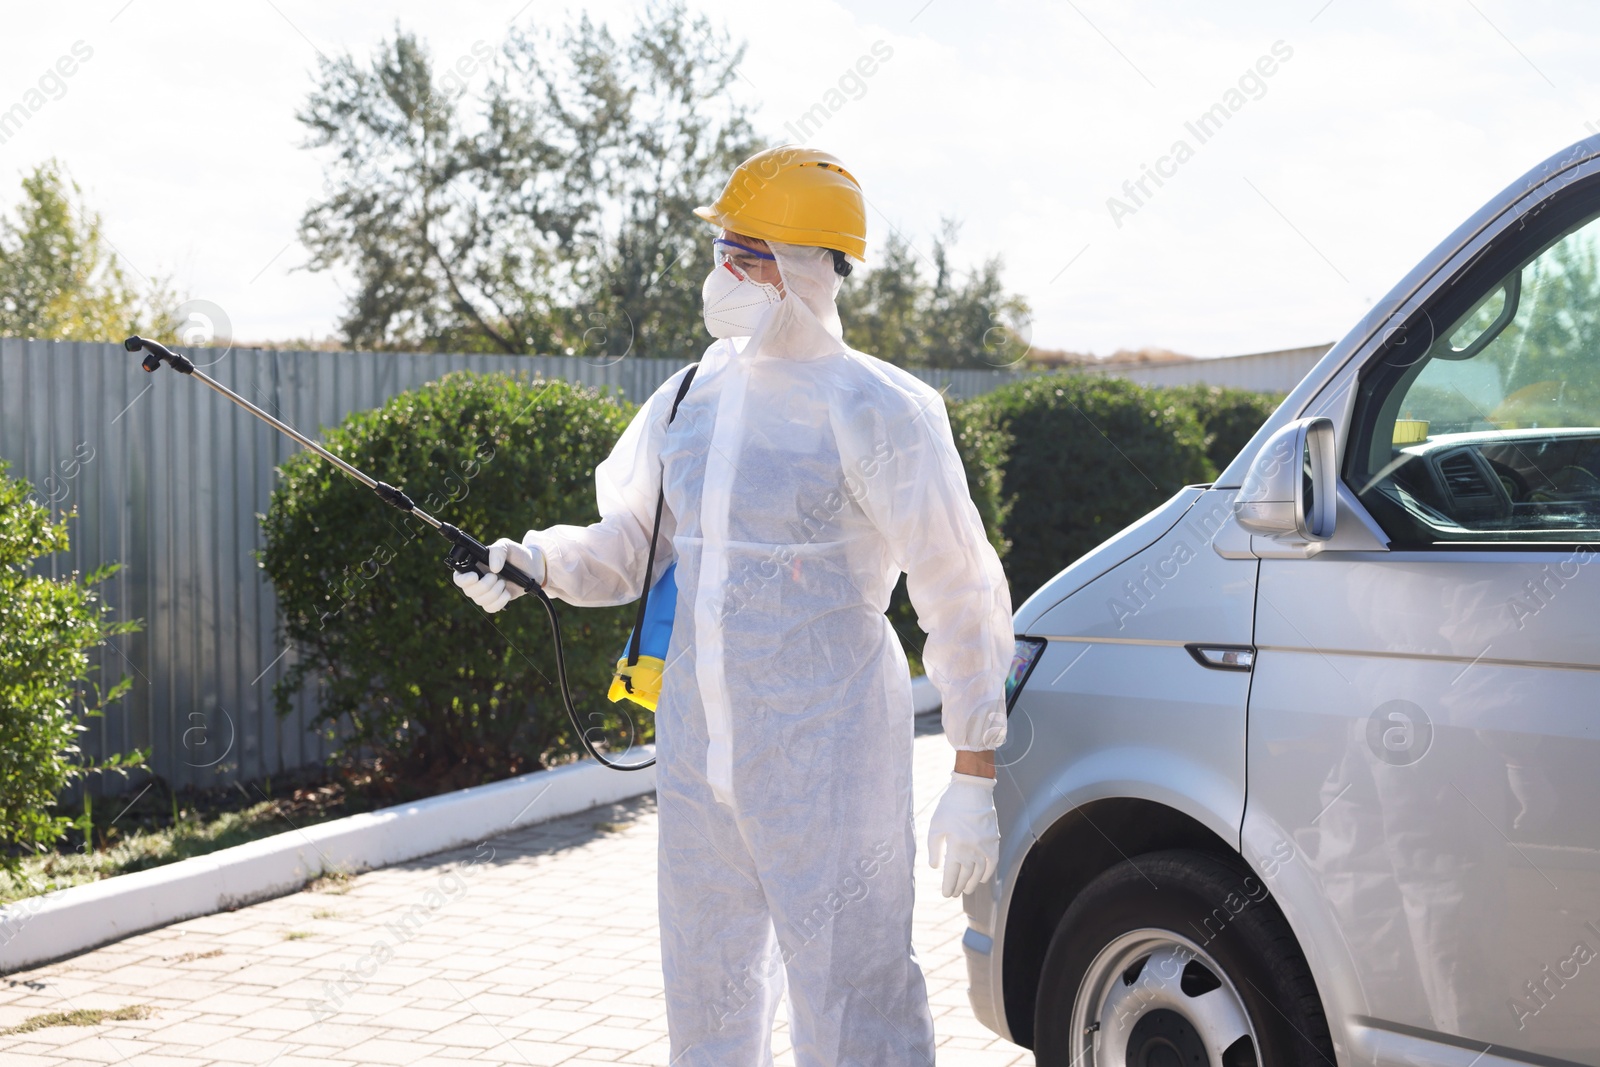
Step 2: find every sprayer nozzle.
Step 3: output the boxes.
[123,336,144,352]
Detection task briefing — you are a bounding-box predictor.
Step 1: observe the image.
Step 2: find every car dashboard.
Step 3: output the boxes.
[1377,427,1600,538]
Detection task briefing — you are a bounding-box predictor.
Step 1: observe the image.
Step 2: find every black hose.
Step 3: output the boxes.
[442,528,652,771]
[529,579,652,771]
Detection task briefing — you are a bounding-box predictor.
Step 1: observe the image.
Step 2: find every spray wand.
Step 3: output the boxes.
[124,335,652,771]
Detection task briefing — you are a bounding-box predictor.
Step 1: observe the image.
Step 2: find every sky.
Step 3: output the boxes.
[2,1,1598,359]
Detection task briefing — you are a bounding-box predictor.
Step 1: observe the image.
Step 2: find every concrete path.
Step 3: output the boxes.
[0,722,1035,1066]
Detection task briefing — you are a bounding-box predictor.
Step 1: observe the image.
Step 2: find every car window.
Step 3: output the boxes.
[1348,204,1600,546]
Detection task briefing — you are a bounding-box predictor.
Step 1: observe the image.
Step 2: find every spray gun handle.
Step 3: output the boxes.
[124,336,195,374]
[440,523,539,591]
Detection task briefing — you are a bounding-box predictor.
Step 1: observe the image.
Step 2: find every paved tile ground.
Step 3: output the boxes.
[0,718,1035,1066]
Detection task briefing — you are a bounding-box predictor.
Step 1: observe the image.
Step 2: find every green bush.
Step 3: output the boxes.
[260,372,638,790]
[0,460,141,873]
[950,397,1015,556]
[1166,383,1283,473]
[962,374,1214,607]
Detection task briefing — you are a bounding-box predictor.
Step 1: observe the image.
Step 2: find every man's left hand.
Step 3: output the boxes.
[927,772,1000,898]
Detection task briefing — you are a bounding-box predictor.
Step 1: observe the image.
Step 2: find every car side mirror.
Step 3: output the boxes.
[1234,417,1337,541]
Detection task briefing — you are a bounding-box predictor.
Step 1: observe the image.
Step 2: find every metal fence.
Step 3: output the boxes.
[0,339,1039,794]
[1070,344,1332,394]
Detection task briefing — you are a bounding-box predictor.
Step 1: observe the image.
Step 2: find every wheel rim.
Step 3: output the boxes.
[1069,928,1260,1067]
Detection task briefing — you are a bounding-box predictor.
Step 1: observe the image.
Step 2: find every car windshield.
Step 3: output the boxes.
[1403,221,1600,437]
[1349,206,1600,543]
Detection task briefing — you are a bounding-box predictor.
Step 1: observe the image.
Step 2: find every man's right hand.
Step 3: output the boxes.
[453,537,544,614]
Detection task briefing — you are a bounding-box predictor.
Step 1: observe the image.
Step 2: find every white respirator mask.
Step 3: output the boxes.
[701,239,782,338]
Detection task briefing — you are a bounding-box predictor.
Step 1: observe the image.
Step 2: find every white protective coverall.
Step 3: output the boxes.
[522,241,1013,1065]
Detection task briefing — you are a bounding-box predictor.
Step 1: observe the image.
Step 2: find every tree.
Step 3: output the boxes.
[838,221,1033,370]
[297,3,757,359]
[0,160,173,342]
[1500,228,1600,416]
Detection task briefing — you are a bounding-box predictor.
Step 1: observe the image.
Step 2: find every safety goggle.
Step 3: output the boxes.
[713,238,776,279]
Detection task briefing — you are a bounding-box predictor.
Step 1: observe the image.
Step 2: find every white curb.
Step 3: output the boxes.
[0,746,657,974]
[0,676,944,974]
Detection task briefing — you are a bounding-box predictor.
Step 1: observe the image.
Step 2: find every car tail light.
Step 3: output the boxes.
[1005,637,1048,714]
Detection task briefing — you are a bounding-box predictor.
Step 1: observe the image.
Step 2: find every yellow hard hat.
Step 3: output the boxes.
[695,145,867,261]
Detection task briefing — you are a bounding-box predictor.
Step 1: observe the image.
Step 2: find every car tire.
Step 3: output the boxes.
[1032,849,1333,1067]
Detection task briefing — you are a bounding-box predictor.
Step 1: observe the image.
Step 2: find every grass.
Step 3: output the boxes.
[0,800,310,906]
[1,1005,155,1035]
[307,868,355,895]
[3,740,582,906]
[0,775,374,906]
[283,930,312,941]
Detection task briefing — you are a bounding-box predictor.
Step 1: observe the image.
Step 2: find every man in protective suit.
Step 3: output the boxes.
[454,145,1014,1066]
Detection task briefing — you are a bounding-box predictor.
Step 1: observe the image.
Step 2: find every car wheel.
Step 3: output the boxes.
[1033,849,1333,1067]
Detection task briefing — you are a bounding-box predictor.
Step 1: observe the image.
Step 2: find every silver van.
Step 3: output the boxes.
[971,134,1600,1066]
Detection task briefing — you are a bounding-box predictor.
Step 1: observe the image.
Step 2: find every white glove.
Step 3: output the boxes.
[927,771,1000,898]
[452,537,544,614]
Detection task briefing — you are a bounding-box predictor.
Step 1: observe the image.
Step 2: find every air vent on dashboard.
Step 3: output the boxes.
[1439,452,1492,498]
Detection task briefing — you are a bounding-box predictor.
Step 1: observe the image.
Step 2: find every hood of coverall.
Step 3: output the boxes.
[732,241,848,362]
